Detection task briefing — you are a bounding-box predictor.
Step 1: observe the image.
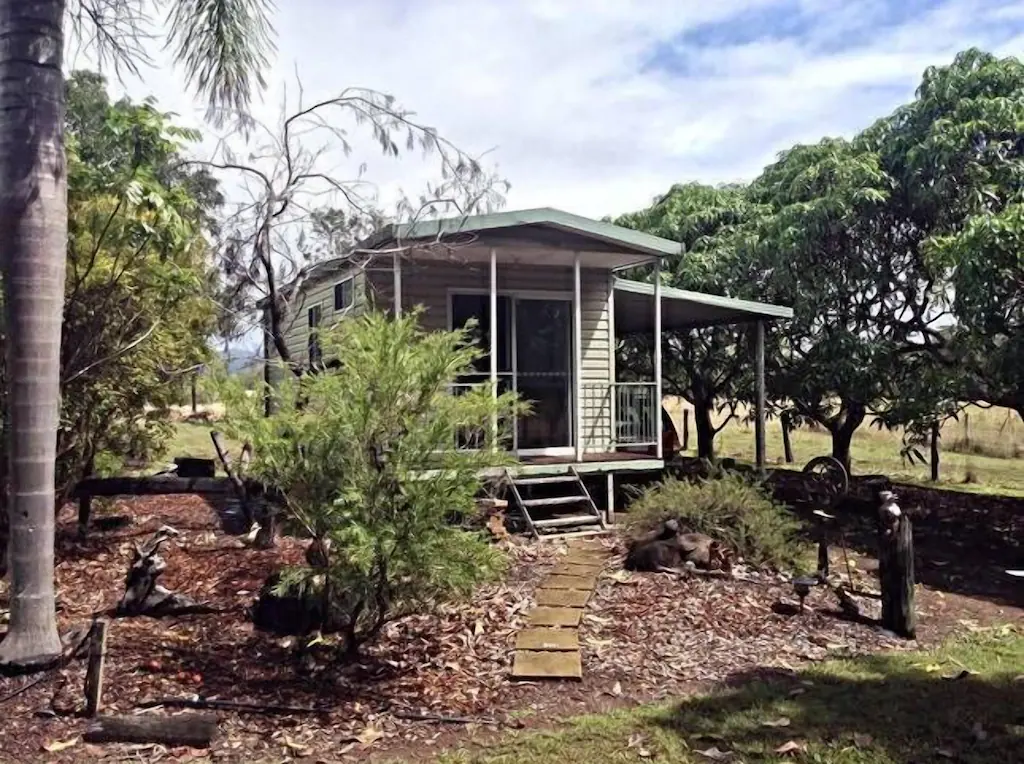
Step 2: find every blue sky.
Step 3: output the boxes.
[70,0,1024,220]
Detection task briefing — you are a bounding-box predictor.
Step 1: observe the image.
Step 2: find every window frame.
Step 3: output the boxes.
[334,277,355,312]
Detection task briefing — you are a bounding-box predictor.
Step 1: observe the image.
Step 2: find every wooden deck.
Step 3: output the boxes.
[503,451,663,477]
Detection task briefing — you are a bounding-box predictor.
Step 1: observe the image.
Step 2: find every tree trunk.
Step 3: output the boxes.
[930,420,940,482]
[781,411,794,463]
[829,403,865,476]
[692,396,716,461]
[681,409,690,451]
[190,373,198,414]
[0,0,67,666]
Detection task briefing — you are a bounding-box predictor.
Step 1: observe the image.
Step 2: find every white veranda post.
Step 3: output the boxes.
[489,248,498,450]
[392,252,402,317]
[755,320,766,472]
[573,252,583,462]
[654,257,663,460]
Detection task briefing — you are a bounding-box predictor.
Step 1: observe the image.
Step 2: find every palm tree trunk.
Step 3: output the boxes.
[0,0,66,666]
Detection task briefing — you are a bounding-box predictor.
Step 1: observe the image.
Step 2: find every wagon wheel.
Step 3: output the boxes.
[801,455,849,509]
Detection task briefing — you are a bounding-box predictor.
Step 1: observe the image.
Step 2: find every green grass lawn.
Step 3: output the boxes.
[438,627,1024,763]
[666,400,1024,497]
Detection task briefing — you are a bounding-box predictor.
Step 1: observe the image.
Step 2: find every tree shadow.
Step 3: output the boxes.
[652,644,1024,762]
[823,479,1023,609]
[755,467,1024,610]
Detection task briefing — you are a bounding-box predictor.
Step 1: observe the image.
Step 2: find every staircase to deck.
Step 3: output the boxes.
[505,467,606,538]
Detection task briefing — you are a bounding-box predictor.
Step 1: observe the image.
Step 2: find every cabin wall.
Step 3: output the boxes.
[366,260,614,453]
[265,267,367,376]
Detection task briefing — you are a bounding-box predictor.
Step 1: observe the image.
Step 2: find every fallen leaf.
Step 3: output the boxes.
[936,747,956,758]
[761,716,791,728]
[695,746,734,760]
[853,732,873,747]
[356,725,384,748]
[284,738,312,757]
[775,740,807,755]
[42,738,79,753]
[788,687,807,697]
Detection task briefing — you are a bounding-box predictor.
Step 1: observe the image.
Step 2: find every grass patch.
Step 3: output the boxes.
[439,626,1024,763]
[664,400,1024,498]
[623,474,803,569]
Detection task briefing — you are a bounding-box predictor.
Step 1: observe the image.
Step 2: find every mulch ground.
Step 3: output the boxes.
[1,490,1021,763]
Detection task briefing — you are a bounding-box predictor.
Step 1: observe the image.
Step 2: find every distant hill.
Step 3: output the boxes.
[214,342,262,375]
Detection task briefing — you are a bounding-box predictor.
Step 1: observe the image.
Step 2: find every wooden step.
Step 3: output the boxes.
[513,475,578,486]
[522,496,586,508]
[534,514,600,528]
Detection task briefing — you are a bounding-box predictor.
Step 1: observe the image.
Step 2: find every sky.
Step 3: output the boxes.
[66,0,1024,223]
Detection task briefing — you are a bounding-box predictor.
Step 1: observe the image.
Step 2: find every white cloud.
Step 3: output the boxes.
[68,0,1024,219]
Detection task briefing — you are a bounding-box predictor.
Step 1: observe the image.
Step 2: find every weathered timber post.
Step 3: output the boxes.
[682,409,690,452]
[83,619,108,716]
[879,514,916,638]
[930,421,940,482]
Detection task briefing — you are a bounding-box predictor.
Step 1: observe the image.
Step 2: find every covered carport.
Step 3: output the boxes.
[613,277,794,471]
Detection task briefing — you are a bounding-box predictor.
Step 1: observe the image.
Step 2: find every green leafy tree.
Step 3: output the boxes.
[750,138,895,472]
[0,1,272,667]
[870,49,1024,422]
[0,73,220,573]
[615,183,766,459]
[219,311,523,657]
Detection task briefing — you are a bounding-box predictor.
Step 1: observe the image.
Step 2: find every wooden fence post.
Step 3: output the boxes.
[682,410,690,452]
[930,421,940,482]
[879,515,916,638]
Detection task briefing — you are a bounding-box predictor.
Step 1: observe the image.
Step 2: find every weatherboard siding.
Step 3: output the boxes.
[267,259,617,453]
[266,267,367,371]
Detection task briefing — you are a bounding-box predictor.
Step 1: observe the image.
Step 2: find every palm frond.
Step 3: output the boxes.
[164,0,276,123]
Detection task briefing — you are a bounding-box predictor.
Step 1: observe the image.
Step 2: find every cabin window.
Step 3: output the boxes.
[334,278,354,311]
[308,305,322,365]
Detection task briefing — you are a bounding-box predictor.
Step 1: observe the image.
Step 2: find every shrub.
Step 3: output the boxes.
[219,310,526,657]
[623,473,803,569]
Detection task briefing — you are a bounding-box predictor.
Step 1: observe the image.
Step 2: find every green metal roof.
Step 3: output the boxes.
[363,207,683,257]
[614,278,793,331]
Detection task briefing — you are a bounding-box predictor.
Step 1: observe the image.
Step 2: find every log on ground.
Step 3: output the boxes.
[83,713,218,748]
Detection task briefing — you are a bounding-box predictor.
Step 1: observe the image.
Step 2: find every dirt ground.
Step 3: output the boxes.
[0,480,1021,763]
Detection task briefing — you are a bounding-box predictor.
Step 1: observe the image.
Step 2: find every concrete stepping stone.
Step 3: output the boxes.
[545,573,598,590]
[552,562,604,577]
[535,588,591,607]
[563,551,607,566]
[527,606,582,627]
[515,628,579,651]
[511,650,582,680]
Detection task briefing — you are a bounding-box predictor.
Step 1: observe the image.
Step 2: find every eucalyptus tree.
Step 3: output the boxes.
[0,0,274,667]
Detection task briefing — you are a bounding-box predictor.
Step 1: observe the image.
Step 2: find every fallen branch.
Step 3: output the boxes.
[138,697,326,715]
[84,713,218,747]
[391,710,503,726]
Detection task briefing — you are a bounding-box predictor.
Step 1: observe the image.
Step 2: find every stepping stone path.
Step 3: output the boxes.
[511,539,610,681]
